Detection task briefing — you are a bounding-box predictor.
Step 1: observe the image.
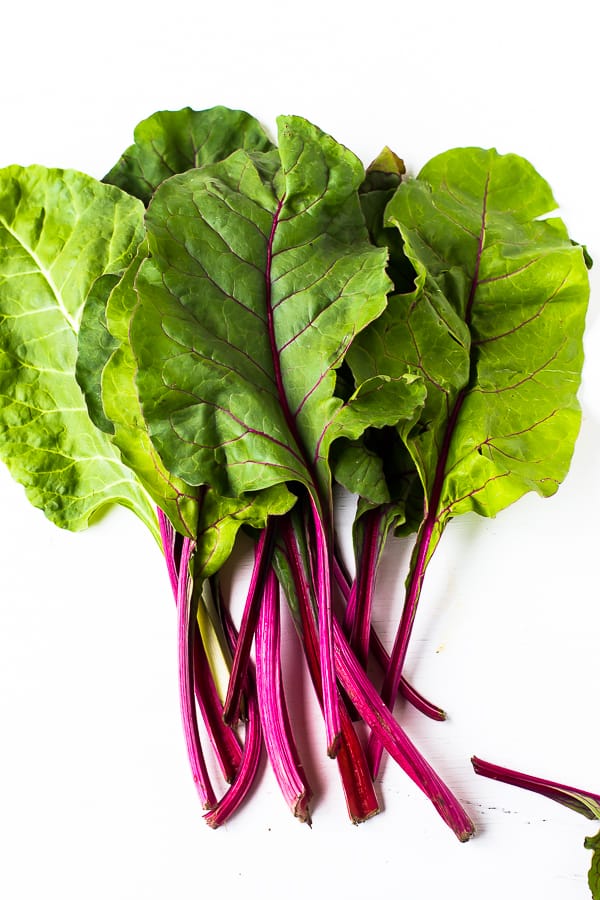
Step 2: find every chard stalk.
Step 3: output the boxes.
[281,514,380,823]
[367,395,468,777]
[158,508,242,782]
[347,506,385,667]
[333,619,474,842]
[204,605,265,827]
[333,556,446,722]
[223,521,276,726]
[256,567,312,823]
[472,756,600,820]
[309,494,341,758]
[203,686,262,828]
[177,537,216,809]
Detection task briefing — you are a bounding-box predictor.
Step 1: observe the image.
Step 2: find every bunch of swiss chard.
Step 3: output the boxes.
[0,106,595,886]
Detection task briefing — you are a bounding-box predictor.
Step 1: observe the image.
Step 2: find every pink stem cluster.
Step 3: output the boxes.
[159,507,471,837]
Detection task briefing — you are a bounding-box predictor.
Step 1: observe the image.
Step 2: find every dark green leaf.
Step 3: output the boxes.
[130,117,395,506]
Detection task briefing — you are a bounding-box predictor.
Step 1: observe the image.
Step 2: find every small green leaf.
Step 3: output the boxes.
[585,829,600,900]
[196,485,295,579]
[333,440,390,506]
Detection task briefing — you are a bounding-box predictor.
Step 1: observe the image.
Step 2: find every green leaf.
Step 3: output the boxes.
[104,106,275,204]
[360,146,415,296]
[332,439,390,506]
[79,242,295,549]
[75,273,119,434]
[195,486,294,579]
[333,149,421,526]
[0,165,157,534]
[95,243,198,536]
[585,829,600,900]
[350,147,590,553]
[130,116,393,506]
[328,373,425,507]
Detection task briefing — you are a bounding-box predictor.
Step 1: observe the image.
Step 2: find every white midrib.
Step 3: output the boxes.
[0,216,78,333]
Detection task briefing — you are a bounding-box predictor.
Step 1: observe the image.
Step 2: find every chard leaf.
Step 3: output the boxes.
[333,148,421,525]
[130,116,395,504]
[104,106,274,205]
[75,273,119,434]
[332,439,390,506]
[79,242,295,551]
[0,165,157,534]
[97,243,199,536]
[350,147,590,550]
[585,830,600,900]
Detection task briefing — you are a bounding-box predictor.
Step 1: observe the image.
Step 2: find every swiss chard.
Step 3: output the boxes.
[127,115,419,755]
[0,108,592,884]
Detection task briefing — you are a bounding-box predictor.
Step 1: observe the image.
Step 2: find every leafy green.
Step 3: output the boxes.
[75,273,120,434]
[0,111,592,854]
[350,146,589,560]
[129,116,406,507]
[125,114,425,759]
[104,106,274,204]
[0,165,157,534]
[78,241,295,559]
[85,105,293,542]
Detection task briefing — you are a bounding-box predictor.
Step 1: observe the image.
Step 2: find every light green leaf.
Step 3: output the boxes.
[104,106,274,204]
[350,147,589,556]
[0,165,157,534]
[130,117,393,507]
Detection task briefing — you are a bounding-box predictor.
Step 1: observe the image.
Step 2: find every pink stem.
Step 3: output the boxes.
[177,537,216,809]
[334,618,474,842]
[309,494,341,757]
[333,557,446,722]
[223,522,275,726]
[256,568,312,822]
[159,508,242,781]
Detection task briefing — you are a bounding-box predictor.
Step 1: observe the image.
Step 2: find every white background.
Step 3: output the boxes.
[1,1,598,897]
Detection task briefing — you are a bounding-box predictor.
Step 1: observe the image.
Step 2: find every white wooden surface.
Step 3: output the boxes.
[1,1,598,896]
